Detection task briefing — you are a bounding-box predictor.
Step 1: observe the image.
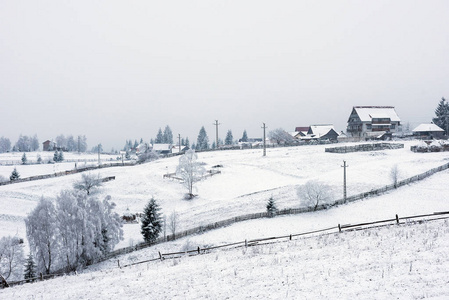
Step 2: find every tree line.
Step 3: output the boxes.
[0,134,88,153]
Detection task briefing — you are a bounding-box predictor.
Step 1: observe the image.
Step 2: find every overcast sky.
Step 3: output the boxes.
[1,1,448,151]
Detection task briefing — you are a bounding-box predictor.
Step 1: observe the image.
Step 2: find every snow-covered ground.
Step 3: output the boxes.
[1,140,449,298]
[3,219,449,299]
[0,141,448,249]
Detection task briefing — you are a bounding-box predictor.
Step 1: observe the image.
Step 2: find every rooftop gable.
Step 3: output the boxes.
[412,123,444,132]
[352,106,400,122]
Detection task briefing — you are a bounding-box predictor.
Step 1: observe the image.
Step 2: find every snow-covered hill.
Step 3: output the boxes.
[1,141,449,298]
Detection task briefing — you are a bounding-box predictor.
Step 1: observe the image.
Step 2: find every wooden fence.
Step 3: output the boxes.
[5,210,448,289]
[0,162,136,186]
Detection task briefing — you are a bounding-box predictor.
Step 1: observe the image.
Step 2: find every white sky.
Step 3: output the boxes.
[1,0,448,151]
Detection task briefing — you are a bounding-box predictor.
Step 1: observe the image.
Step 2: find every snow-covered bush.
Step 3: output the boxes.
[429,140,442,152]
[415,141,429,153]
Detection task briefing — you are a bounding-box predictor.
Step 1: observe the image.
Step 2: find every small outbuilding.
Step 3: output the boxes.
[412,123,445,139]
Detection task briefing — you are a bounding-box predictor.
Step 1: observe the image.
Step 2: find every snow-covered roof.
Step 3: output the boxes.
[152,144,172,151]
[412,123,444,133]
[309,125,337,138]
[353,106,400,122]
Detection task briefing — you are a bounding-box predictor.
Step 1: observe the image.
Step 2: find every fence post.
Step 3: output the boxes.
[40,272,43,281]
[245,239,248,247]
[289,234,292,241]
[117,260,121,268]
[197,247,200,254]
[159,251,163,261]
[396,214,399,224]
[338,224,342,233]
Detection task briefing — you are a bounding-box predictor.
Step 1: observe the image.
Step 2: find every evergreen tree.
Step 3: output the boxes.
[212,141,216,149]
[185,137,190,148]
[163,125,173,144]
[58,151,64,162]
[242,130,248,143]
[155,128,163,144]
[133,140,139,149]
[21,153,27,164]
[53,150,59,162]
[225,130,233,145]
[141,198,162,243]
[10,167,20,181]
[432,97,449,134]
[196,126,209,150]
[24,253,37,282]
[37,154,42,164]
[266,197,277,218]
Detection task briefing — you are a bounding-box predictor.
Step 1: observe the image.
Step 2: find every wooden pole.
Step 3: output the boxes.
[262,123,267,156]
[341,160,348,202]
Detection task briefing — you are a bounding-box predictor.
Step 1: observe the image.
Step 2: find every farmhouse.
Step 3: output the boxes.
[347,106,401,138]
[152,144,173,155]
[42,140,56,151]
[412,123,445,139]
[306,125,339,142]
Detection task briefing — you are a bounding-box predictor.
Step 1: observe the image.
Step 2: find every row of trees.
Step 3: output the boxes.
[24,174,122,275]
[0,134,88,153]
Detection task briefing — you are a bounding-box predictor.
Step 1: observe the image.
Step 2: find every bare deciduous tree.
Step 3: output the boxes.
[168,210,179,238]
[0,236,25,281]
[73,173,102,195]
[390,164,400,188]
[176,149,205,199]
[268,128,294,145]
[297,181,335,211]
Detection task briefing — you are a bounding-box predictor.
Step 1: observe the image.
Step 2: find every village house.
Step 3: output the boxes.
[42,140,56,151]
[412,123,445,139]
[347,106,401,139]
[307,125,339,142]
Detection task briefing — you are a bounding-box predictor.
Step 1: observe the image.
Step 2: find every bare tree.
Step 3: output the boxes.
[168,210,179,238]
[176,149,206,199]
[390,164,400,188]
[297,181,335,211]
[268,128,294,145]
[25,197,59,275]
[73,173,102,195]
[0,236,25,281]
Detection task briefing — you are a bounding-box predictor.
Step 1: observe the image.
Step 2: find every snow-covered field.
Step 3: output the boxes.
[3,219,449,299]
[1,140,449,298]
[1,141,448,248]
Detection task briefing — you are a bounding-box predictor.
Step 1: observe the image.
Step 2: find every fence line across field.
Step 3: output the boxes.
[4,208,449,288]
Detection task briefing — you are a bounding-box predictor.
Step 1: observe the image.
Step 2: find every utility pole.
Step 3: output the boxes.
[178,134,181,153]
[341,160,349,202]
[213,120,220,149]
[78,136,80,154]
[262,123,267,156]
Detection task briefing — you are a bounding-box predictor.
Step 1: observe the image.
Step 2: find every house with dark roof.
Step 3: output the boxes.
[347,106,401,138]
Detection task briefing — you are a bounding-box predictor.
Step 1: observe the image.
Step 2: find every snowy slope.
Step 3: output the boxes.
[0,141,448,249]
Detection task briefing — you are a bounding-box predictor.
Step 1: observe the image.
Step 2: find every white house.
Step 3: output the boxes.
[347,106,401,138]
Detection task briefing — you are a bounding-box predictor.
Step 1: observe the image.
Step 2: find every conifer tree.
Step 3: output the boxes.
[141,198,162,243]
[37,154,42,164]
[24,253,37,282]
[196,126,209,150]
[266,197,277,217]
[57,151,64,162]
[10,167,20,181]
[53,150,59,162]
[242,130,248,142]
[21,153,27,164]
[163,125,173,144]
[433,97,449,134]
[155,128,163,144]
[225,130,233,145]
